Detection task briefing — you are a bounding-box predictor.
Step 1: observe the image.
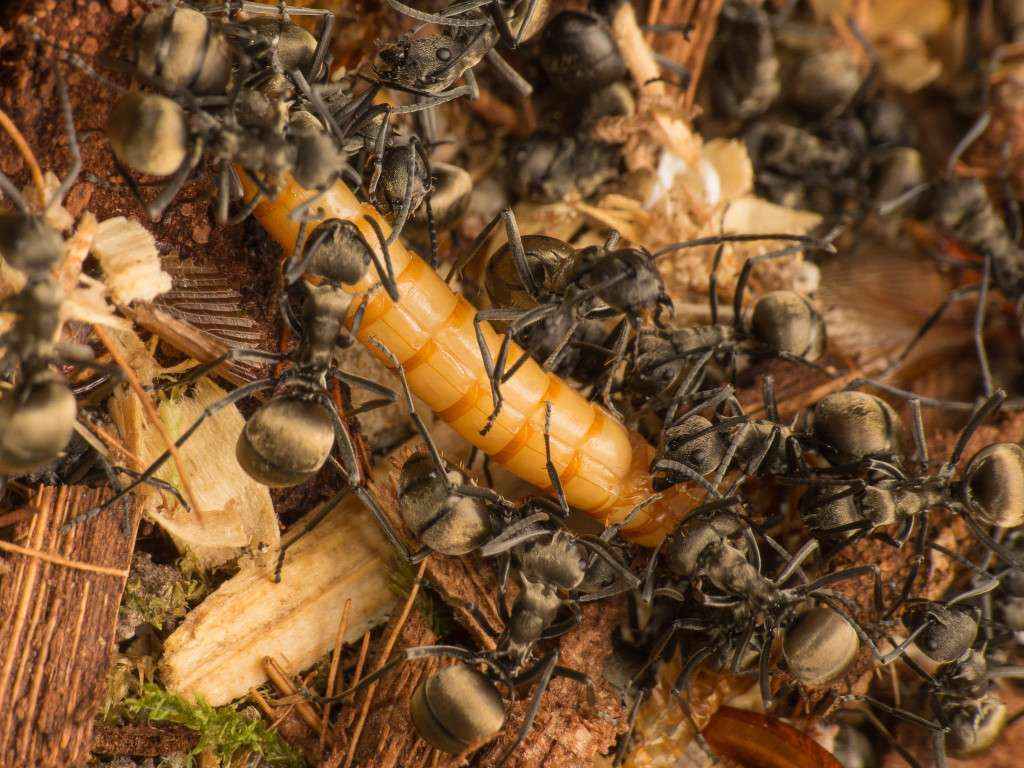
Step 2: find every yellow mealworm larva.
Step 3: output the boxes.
[242,173,702,545]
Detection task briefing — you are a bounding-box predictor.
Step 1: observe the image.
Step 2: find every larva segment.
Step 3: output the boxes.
[244,174,697,544]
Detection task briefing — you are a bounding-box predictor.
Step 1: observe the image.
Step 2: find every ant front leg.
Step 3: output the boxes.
[62,376,278,532]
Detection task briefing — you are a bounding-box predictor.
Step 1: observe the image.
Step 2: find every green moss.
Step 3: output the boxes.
[120,554,210,634]
[122,684,306,768]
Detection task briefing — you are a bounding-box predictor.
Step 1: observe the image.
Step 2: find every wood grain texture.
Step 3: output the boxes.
[0,485,138,768]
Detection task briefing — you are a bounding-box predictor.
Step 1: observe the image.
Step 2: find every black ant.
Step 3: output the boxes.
[68,214,409,576]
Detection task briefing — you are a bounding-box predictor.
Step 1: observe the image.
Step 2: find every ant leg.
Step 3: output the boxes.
[308,9,334,81]
[708,243,725,325]
[62,377,277,531]
[484,49,533,97]
[283,216,326,285]
[362,216,402,301]
[758,625,779,707]
[943,388,1006,475]
[539,601,582,639]
[879,285,981,379]
[762,375,779,422]
[48,69,81,211]
[597,318,630,419]
[476,304,560,435]
[802,563,885,613]
[908,397,928,470]
[661,348,715,425]
[974,253,994,396]
[147,138,205,222]
[503,207,537,294]
[366,108,392,199]
[384,144,419,248]
[670,643,720,758]
[494,650,561,768]
[960,510,1024,567]
[772,538,818,586]
[732,242,819,332]
[383,0,490,28]
[0,167,29,215]
[614,688,647,767]
[543,402,570,516]
[368,338,446,477]
[325,644,500,701]
[835,694,944,732]
[320,397,415,562]
[274,487,351,582]
[444,207,506,283]
[650,458,723,497]
[216,164,232,225]
[844,378,979,412]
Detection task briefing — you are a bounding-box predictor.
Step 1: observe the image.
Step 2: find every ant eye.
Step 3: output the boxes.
[436,47,451,61]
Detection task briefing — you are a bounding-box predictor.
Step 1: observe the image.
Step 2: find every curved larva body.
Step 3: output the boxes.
[246,174,695,544]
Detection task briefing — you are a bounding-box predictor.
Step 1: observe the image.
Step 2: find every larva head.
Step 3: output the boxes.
[236,396,335,487]
[411,663,505,754]
[0,214,64,274]
[538,11,626,94]
[960,442,1024,527]
[484,234,577,309]
[107,92,188,177]
[297,219,373,287]
[134,6,232,94]
[749,290,826,361]
[0,371,76,476]
[812,391,900,465]
[782,607,859,686]
[397,452,492,556]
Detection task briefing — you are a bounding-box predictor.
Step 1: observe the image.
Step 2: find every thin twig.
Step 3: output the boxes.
[0,539,128,578]
[0,107,46,205]
[322,598,353,748]
[343,557,429,768]
[264,656,323,734]
[93,325,205,524]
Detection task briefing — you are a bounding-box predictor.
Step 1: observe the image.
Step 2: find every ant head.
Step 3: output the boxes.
[749,290,825,361]
[903,603,978,664]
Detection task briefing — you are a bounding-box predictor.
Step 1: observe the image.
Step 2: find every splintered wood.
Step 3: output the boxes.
[0,485,139,768]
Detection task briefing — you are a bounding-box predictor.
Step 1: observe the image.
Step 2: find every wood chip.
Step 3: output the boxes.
[0,485,140,768]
